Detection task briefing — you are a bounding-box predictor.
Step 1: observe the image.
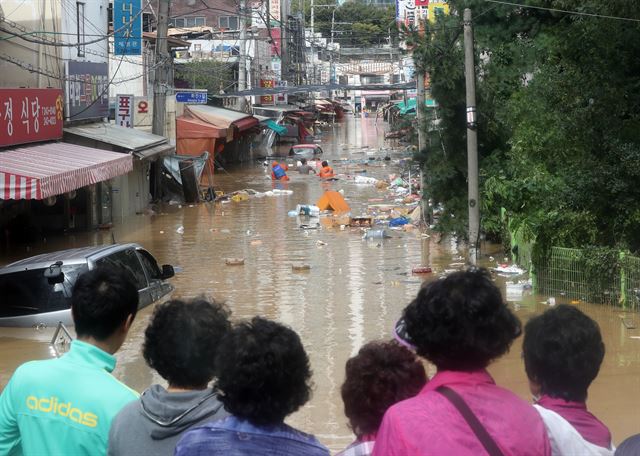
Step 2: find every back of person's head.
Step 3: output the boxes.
[322,161,329,167]
[72,267,139,341]
[523,304,604,402]
[341,340,427,437]
[403,268,521,371]
[215,317,312,426]
[300,158,307,164]
[143,298,231,389]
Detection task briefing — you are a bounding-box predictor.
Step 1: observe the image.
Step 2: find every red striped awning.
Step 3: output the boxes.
[0,142,133,200]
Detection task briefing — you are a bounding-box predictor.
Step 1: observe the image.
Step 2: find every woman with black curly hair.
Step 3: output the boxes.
[175,316,329,456]
[337,340,427,456]
[373,268,551,456]
[108,298,231,456]
[524,305,613,455]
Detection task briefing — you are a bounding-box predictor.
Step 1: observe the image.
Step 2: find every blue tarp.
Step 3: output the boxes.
[265,120,287,135]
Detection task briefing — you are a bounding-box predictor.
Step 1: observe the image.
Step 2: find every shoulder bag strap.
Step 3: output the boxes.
[436,385,505,456]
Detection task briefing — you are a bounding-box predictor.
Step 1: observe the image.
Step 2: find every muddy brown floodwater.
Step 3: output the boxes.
[1,117,640,451]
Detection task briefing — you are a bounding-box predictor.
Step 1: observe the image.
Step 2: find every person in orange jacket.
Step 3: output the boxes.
[318,161,335,179]
[271,161,290,181]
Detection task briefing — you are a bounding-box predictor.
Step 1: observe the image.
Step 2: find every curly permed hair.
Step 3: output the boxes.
[404,268,521,371]
[215,317,312,426]
[341,340,427,437]
[143,297,231,388]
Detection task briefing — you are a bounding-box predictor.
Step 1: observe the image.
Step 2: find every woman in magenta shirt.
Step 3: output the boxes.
[373,269,551,456]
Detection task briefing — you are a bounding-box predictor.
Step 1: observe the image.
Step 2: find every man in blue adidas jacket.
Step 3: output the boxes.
[0,268,140,456]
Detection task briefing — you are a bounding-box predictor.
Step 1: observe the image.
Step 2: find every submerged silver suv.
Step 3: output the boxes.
[0,243,175,328]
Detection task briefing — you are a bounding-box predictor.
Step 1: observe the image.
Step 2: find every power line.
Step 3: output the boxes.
[482,0,640,23]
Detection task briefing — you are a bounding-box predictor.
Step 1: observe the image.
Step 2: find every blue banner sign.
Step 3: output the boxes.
[114,0,142,55]
[175,91,208,104]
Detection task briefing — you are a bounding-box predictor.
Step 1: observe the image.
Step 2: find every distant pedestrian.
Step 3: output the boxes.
[297,158,316,175]
[0,268,140,456]
[523,305,613,454]
[319,161,335,179]
[175,317,329,456]
[337,340,427,456]
[108,298,231,456]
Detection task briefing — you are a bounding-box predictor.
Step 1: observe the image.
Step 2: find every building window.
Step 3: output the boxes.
[76,2,85,57]
[169,16,206,28]
[142,12,154,32]
[219,16,239,30]
[194,43,202,52]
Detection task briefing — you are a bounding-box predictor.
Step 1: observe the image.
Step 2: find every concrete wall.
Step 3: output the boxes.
[0,0,108,89]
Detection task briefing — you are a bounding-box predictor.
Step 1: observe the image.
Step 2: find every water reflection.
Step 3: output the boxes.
[1,118,639,449]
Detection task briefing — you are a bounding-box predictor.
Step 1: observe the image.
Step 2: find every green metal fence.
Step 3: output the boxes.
[534,247,640,307]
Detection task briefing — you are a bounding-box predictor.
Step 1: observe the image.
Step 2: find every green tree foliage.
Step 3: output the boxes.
[175,60,234,98]
[412,0,640,255]
[292,1,397,46]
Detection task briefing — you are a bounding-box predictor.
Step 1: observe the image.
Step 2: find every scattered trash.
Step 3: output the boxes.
[250,240,263,246]
[354,175,378,185]
[316,240,327,246]
[225,258,245,266]
[220,229,230,234]
[159,230,165,234]
[547,297,556,306]
[363,228,391,240]
[176,226,184,234]
[288,210,298,217]
[296,205,321,217]
[570,300,580,304]
[389,216,410,227]
[621,317,636,329]
[412,266,433,274]
[491,264,526,275]
[340,225,346,231]
[292,263,311,271]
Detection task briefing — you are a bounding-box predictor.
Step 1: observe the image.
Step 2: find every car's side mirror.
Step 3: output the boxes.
[161,264,175,279]
[44,261,65,284]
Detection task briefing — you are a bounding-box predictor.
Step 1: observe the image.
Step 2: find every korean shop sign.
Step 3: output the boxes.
[66,61,109,121]
[0,88,64,147]
[116,94,134,128]
[114,0,142,55]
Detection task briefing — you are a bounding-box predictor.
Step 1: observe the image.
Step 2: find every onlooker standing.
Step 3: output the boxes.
[0,268,140,456]
[175,317,329,456]
[523,305,613,455]
[337,340,427,456]
[108,298,231,456]
[373,268,551,456]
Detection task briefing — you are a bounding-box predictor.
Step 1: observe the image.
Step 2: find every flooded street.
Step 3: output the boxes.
[1,117,640,451]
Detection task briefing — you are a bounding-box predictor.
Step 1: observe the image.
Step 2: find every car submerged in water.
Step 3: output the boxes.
[0,243,175,328]
[288,144,323,158]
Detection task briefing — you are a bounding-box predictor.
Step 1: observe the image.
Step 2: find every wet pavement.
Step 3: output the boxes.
[1,117,640,451]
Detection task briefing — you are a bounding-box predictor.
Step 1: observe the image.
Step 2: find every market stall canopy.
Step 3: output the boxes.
[0,142,132,200]
[394,98,438,115]
[184,105,259,134]
[177,116,227,139]
[64,123,174,159]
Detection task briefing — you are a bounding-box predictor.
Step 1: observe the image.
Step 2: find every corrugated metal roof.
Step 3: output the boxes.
[64,123,168,152]
[133,143,175,160]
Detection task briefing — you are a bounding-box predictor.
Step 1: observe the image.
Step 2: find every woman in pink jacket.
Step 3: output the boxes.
[373,268,551,456]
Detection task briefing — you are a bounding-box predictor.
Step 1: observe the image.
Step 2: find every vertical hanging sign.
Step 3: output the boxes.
[114,0,142,55]
[116,94,134,128]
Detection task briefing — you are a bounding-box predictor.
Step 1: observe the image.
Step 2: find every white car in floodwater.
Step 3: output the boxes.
[0,243,174,328]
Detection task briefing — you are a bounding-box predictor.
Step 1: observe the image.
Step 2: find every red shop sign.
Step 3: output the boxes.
[0,88,64,147]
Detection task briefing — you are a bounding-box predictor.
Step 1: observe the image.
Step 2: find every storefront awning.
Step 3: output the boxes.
[64,123,174,159]
[0,142,133,200]
[184,105,259,133]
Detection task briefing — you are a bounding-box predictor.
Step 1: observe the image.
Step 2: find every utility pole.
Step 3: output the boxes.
[153,0,170,138]
[463,8,480,264]
[238,0,248,111]
[329,7,335,97]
